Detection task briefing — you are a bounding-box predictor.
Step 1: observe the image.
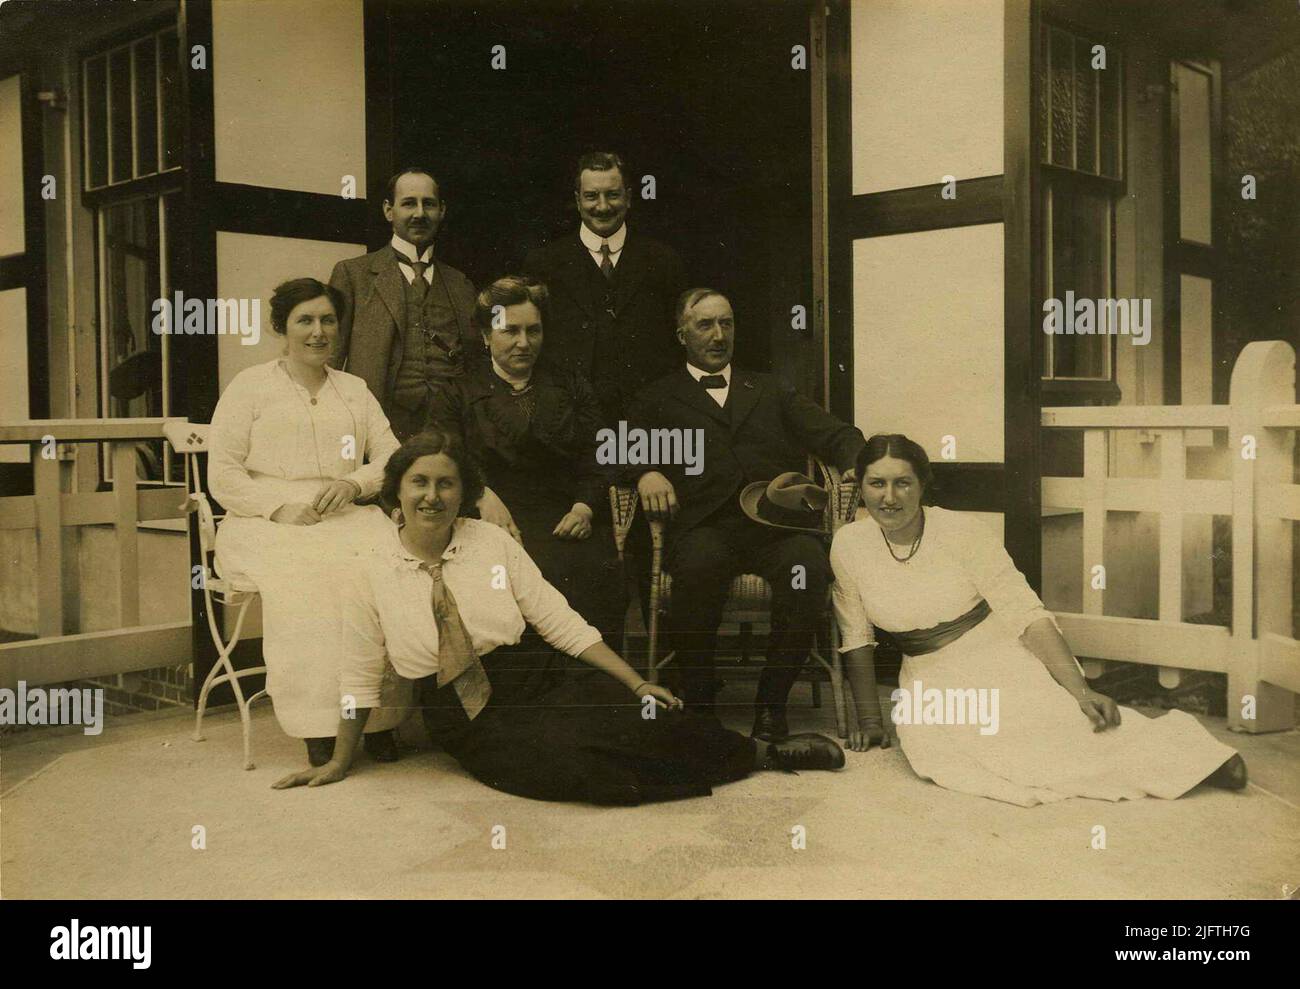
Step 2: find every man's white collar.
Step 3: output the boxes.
[391,234,434,264]
[579,222,627,254]
[686,362,731,382]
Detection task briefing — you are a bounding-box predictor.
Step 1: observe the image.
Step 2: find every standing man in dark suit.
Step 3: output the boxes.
[523,152,686,421]
[626,288,866,739]
[330,167,478,441]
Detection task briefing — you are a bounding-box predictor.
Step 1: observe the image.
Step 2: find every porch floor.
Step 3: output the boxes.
[3,683,1298,899]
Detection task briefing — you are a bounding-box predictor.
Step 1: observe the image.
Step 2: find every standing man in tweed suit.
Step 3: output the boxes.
[330,167,478,441]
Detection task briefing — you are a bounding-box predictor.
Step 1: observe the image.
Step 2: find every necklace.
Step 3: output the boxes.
[284,359,326,404]
[881,509,925,563]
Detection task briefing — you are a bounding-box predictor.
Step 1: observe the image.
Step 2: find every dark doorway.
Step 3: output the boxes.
[383,0,813,374]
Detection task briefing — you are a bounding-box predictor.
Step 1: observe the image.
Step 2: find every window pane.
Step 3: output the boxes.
[103,198,165,479]
[133,38,158,176]
[1074,36,1097,174]
[1181,274,1213,404]
[1048,181,1110,379]
[108,47,132,184]
[1049,28,1075,167]
[85,56,108,188]
[1177,63,1212,244]
[159,29,181,169]
[103,199,162,410]
[162,194,181,481]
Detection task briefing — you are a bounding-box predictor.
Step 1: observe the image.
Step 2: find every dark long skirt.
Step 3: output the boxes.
[507,499,627,641]
[419,636,756,805]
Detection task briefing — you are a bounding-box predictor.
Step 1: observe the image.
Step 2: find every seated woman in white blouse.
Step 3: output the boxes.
[209,278,415,766]
[830,433,1246,807]
[272,429,847,804]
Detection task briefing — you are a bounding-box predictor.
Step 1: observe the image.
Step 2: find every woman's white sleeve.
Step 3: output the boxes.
[338,568,390,710]
[952,515,1056,636]
[830,532,877,652]
[344,386,400,499]
[207,375,285,520]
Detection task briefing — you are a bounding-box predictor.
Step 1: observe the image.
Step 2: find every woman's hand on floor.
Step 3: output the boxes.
[635,682,684,711]
[271,761,348,790]
[848,716,890,752]
[1077,689,1122,732]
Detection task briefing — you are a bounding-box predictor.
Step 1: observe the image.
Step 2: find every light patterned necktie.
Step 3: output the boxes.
[599,242,614,280]
[419,560,491,719]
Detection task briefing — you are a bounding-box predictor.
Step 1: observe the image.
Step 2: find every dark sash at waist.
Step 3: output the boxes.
[891,598,991,657]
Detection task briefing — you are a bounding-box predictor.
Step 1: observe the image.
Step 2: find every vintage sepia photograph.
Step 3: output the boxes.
[0,0,1296,929]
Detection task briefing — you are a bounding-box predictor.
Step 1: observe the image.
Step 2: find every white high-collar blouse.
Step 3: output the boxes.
[208,359,400,520]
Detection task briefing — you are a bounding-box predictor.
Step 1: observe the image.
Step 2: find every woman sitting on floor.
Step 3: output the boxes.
[830,432,1247,807]
[272,428,846,804]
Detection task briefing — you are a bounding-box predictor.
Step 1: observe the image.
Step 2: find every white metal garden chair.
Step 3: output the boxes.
[163,419,267,770]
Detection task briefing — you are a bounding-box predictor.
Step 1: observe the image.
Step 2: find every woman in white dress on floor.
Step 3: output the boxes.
[209,277,414,766]
[830,433,1247,807]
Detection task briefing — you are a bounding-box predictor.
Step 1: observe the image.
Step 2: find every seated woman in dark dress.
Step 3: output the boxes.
[424,275,623,639]
[273,429,845,804]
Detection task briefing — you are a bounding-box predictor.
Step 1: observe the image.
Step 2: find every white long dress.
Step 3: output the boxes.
[209,359,412,738]
[830,507,1237,807]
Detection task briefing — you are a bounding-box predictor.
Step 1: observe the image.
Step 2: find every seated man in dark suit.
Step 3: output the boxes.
[523,151,686,422]
[626,288,866,740]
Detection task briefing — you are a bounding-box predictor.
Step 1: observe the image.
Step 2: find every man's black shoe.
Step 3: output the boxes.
[751,704,790,741]
[767,733,846,772]
[364,729,400,763]
[305,737,336,767]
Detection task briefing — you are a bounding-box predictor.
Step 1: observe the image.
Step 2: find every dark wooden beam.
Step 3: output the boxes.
[210,182,368,243]
[930,462,1007,513]
[363,0,395,251]
[20,67,49,419]
[825,0,854,426]
[177,0,221,705]
[1003,0,1044,591]
[844,176,1003,239]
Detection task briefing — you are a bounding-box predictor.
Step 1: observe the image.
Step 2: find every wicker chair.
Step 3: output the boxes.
[608,457,860,737]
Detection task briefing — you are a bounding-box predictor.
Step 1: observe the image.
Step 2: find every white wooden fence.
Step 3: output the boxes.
[0,419,191,690]
[1042,340,1299,733]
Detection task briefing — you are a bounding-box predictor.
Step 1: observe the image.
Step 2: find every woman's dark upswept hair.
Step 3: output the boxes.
[856,433,936,504]
[268,278,344,335]
[472,275,548,334]
[381,428,485,517]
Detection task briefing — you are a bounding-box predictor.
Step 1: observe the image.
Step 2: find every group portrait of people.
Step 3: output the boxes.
[205,151,1248,807]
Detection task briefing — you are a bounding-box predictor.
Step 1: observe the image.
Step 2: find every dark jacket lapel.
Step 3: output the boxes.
[610,228,647,314]
[557,236,601,320]
[724,370,762,432]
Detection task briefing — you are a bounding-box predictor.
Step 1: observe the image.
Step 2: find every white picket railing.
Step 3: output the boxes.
[0,419,191,690]
[1042,339,1299,733]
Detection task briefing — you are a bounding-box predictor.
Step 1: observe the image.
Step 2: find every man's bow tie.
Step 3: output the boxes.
[699,374,727,390]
